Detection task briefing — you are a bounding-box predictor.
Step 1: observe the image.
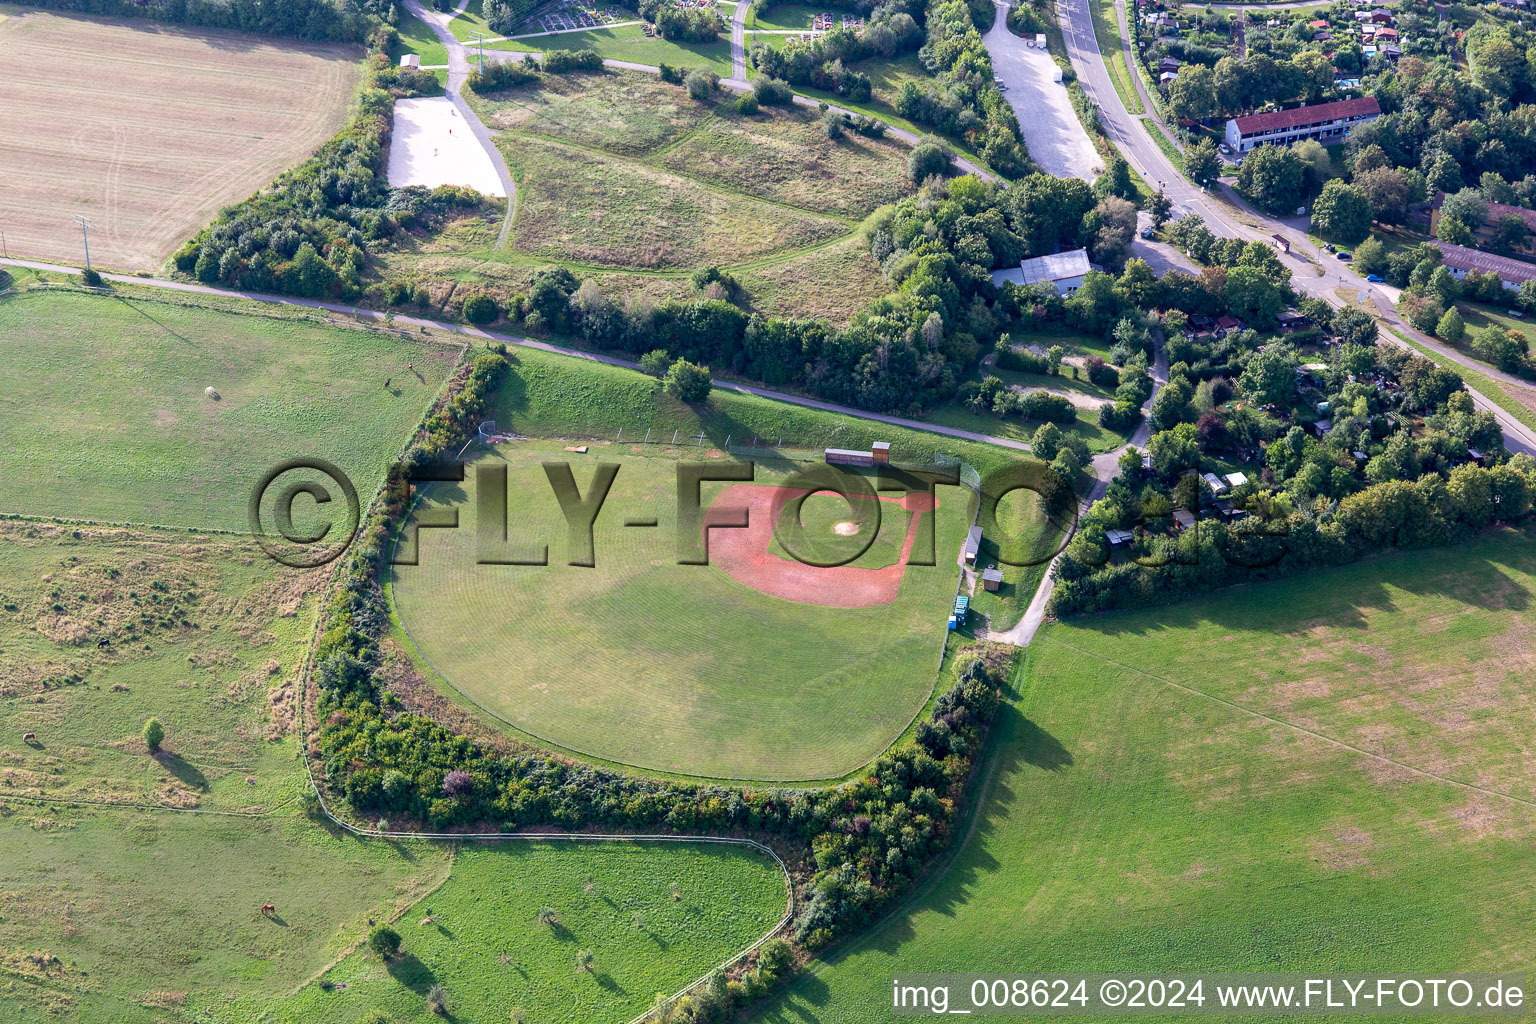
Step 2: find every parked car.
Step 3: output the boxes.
[1366,273,1384,282]
[1140,226,1155,239]
[1511,310,1526,318]
[1337,251,1352,261]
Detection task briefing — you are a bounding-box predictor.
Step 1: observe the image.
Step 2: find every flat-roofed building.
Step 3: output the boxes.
[991,248,1092,295]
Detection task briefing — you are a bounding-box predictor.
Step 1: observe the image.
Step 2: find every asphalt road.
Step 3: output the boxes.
[1038,0,1536,455]
[403,0,518,247]
[985,1,1102,181]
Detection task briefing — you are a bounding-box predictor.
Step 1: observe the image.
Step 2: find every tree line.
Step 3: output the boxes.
[305,349,1011,1020]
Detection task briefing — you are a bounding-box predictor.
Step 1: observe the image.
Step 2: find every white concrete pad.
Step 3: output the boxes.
[387,96,507,197]
[985,16,1102,182]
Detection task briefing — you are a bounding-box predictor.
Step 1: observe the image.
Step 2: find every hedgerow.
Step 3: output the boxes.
[306,347,1010,1017]
[169,26,438,299]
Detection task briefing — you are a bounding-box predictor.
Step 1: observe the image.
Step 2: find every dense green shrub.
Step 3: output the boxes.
[685,68,719,100]
[662,358,713,402]
[543,48,604,73]
[368,925,402,959]
[467,58,541,93]
[461,293,499,324]
[752,77,795,105]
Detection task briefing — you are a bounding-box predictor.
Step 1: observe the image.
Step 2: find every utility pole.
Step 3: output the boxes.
[72,215,93,273]
[474,31,485,72]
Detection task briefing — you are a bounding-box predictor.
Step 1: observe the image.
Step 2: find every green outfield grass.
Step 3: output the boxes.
[236,842,787,1024]
[388,439,972,780]
[0,288,459,531]
[484,343,1027,475]
[753,529,1536,1021]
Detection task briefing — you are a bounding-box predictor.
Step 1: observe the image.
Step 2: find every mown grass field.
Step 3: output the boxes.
[753,530,1536,1021]
[484,343,1025,476]
[392,1,450,66]
[490,22,734,76]
[500,137,846,269]
[0,288,459,530]
[389,439,972,780]
[0,6,359,272]
[0,809,450,1021]
[237,842,787,1024]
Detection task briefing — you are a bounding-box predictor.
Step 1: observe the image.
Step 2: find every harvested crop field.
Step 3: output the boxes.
[0,7,359,271]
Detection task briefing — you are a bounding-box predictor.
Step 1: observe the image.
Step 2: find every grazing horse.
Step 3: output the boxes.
[260,904,276,916]
[22,733,36,743]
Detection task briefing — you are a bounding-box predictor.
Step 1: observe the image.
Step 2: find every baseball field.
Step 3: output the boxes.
[0,5,358,271]
[388,440,975,781]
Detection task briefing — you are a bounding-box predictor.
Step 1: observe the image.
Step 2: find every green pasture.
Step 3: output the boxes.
[0,288,458,531]
[490,22,734,76]
[753,529,1536,1021]
[0,524,318,812]
[0,809,450,1018]
[240,842,787,1024]
[388,440,972,780]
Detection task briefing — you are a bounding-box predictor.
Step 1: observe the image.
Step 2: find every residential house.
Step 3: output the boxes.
[1432,243,1536,292]
[1429,193,1536,255]
[1225,96,1381,153]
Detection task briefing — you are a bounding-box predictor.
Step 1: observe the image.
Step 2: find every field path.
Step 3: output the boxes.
[989,332,1168,647]
[476,49,995,177]
[1,257,1033,454]
[404,0,519,247]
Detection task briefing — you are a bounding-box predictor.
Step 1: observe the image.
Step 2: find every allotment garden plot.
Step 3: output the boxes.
[388,441,973,780]
[0,7,358,271]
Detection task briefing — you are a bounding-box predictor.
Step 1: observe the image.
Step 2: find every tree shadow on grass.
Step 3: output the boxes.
[154,750,208,791]
[387,953,439,995]
[1065,531,1536,644]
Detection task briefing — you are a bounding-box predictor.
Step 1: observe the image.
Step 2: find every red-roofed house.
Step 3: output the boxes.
[1224,96,1381,154]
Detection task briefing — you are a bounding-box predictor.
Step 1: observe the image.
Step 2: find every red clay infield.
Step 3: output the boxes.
[703,484,937,608]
